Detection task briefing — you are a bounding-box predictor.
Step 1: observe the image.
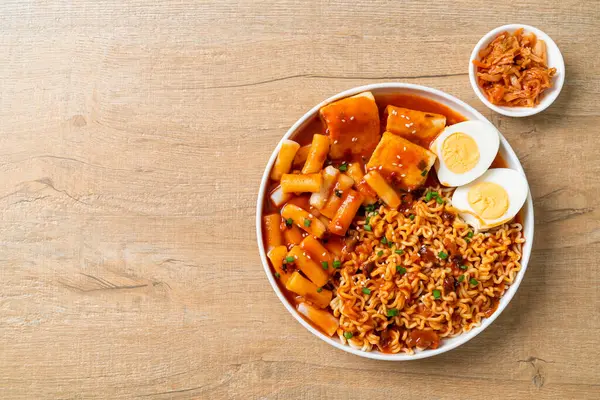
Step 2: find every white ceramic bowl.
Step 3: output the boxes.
[256,83,534,360]
[469,24,565,117]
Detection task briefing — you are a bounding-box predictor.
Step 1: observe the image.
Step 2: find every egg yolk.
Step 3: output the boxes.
[467,182,509,219]
[441,132,480,174]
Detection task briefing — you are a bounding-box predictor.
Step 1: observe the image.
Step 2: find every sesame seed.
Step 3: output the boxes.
[351,137,358,142]
[341,119,346,123]
[403,146,406,151]
[322,252,327,256]
[378,166,382,170]
[350,116,355,120]
[396,155,401,159]
[401,174,406,177]
[412,130,416,134]
[333,140,339,144]
[391,110,398,116]
[391,163,397,166]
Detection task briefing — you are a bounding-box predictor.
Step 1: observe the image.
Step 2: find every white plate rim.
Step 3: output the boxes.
[255,82,534,361]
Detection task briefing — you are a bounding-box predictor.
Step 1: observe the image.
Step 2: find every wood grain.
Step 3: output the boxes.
[1,0,599,398]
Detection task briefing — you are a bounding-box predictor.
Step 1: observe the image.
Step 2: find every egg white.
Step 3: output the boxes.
[430,121,500,187]
[451,168,529,231]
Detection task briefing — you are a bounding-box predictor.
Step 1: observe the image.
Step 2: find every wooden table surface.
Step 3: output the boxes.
[1,1,599,399]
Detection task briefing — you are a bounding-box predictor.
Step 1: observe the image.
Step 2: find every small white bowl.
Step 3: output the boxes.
[469,24,565,117]
[256,83,534,361]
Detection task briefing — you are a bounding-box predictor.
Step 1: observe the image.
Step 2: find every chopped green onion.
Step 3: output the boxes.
[339,163,348,172]
[285,218,293,226]
[467,231,474,238]
[317,287,323,293]
[421,169,428,177]
[285,256,295,263]
[335,189,343,198]
[387,308,399,317]
[409,214,415,220]
[438,251,448,260]
[321,261,328,270]
[333,260,341,269]
[377,250,384,257]
[460,265,468,270]
[343,331,353,339]
[362,287,371,295]
[426,191,439,201]
[395,249,404,255]
[436,196,444,204]
[396,266,406,274]
[433,289,441,299]
[365,204,375,212]
[458,275,465,282]
[275,272,281,279]
[304,218,311,227]
[364,224,372,231]
[470,278,478,286]
[466,239,471,244]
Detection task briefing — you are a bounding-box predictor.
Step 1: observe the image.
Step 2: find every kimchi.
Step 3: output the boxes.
[473,29,557,107]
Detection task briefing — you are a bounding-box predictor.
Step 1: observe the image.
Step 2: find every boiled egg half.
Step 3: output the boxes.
[451,168,528,231]
[430,121,500,187]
